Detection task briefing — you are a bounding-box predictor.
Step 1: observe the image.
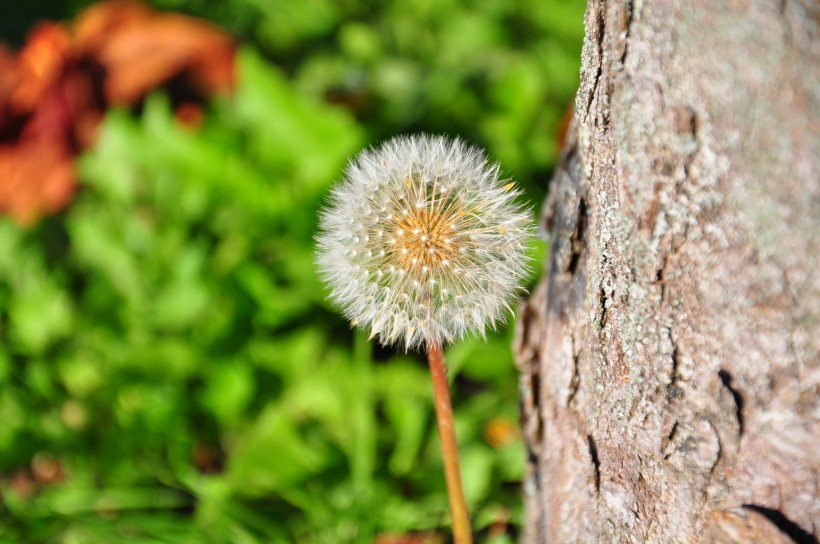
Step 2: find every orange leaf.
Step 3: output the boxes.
[74,1,235,105]
[0,0,236,225]
[10,23,71,114]
[0,139,76,226]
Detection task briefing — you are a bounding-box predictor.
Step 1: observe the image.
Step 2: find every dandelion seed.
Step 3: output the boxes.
[315,134,533,350]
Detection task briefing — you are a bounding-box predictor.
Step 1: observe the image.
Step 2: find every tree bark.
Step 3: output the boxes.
[514,1,819,542]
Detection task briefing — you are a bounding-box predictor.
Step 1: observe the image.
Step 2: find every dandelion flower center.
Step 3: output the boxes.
[388,179,459,273]
[316,134,532,349]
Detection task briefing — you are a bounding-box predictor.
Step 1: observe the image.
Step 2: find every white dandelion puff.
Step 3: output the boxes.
[315,134,533,350]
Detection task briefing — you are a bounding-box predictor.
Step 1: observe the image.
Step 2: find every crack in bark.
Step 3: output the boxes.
[587,434,601,493]
[678,107,700,178]
[718,369,745,435]
[742,505,819,544]
[598,246,611,330]
[663,421,679,460]
[530,365,543,442]
[517,304,535,358]
[567,333,580,406]
[667,342,681,401]
[657,257,667,302]
[585,4,607,121]
[520,354,544,464]
[620,0,635,66]
[567,197,587,274]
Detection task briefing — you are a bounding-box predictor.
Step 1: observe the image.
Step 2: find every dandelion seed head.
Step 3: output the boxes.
[316,134,533,350]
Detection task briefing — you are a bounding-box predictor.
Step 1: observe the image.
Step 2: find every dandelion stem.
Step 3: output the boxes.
[426,342,472,544]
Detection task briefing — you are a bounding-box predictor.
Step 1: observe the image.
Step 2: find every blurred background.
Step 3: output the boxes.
[0,1,584,542]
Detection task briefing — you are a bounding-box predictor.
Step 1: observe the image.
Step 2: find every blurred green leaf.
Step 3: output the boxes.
[226,403,329,495]
[460,445,495,506]
[9,276,72,354]
[202,361,256,425]
[234,48,364,191]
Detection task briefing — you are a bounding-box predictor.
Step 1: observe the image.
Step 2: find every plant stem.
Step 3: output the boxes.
[426,342,472,544]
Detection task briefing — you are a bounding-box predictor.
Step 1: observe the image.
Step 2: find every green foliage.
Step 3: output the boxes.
[1,0,584,541]
[154,0,585,203]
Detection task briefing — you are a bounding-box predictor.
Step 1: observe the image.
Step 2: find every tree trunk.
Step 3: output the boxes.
[514,1,819,542]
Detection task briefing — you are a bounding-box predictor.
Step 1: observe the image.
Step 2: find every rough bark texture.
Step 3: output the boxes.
[514,1,819,543]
